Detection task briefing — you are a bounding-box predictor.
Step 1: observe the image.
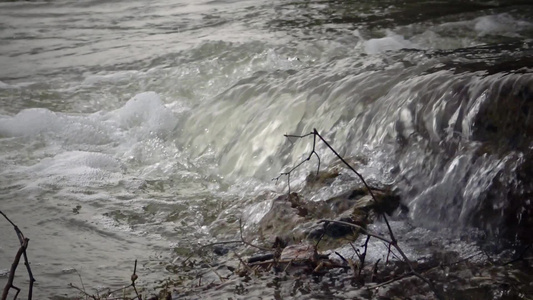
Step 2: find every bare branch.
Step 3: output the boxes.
[274,131,321,193]
[1,211,35,300]
[277,129,444,300]
[311,129,398,243]
[284,132,314,139]
[68,283,94,300]
[131,260,141,300]
[1,238,27,300]
[74,270,88,300]
[359,236,371,277]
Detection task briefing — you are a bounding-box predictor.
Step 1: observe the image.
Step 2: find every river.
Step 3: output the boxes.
[0,0,532,298]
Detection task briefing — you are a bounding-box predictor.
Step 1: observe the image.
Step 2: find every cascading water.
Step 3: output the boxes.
[0,0,532,298]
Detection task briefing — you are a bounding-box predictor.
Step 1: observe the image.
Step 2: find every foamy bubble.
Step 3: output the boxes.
[0,108,60,136]
[27,151,123,188]
[0,91,180,148]
[105,91,179,139]
[474,13,532,37]
[0,108,112,145]
[0,81,11,89]
[361,30,418,54]
[0,91,185,194]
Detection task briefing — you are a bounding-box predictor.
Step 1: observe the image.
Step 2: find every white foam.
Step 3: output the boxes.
[104,91,179,139]
[474,13,532,37]
[25,151,124,189]
[32,151,122,174]
[0,91,184,193]
[0,92,179,144]
[361,30,418,54]
[0,108,59,136]
[0,108,113,145]
[0,80,11,89]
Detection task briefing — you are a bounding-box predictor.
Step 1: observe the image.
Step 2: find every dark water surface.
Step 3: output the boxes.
[0,0,532,298]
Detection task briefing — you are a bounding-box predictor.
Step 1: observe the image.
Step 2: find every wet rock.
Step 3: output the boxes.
[472,80,533,153]
[280,243,318,261]
[257,193,308,242]
[258,174,402,251]
[304,169,340,191]
[304,209,361,242]
[464,80,533,243]
[212,245,229,256]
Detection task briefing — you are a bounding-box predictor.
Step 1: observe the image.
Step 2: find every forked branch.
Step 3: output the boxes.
[274,131,320,194]
[276,129,444,300]
[1,211,35,300]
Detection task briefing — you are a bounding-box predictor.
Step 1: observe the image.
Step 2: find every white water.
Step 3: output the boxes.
[1,0,532,298]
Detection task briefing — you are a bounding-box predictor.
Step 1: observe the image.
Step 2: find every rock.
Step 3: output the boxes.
[280,243,318,261]
[305,169,340,191]
[212,245,229,256]
[257,193,308,241]
[257,169,403,252]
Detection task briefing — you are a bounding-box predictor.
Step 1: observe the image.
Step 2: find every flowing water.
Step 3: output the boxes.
[0,0,532,298]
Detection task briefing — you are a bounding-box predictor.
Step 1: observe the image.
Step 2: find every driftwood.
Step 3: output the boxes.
[1,211,35,300]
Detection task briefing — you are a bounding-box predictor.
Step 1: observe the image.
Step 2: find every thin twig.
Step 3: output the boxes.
[334,252,348,264]
[385,243,392,264]
[371,258,381,281]
[347,258,358,278]
[368,251,484,291]
[349,242,362,263]
[232,251,253,273]
[359,236,371,276]
[0,211,18,229]
[367,272,414,289]
[74,270,89,300]
[68,283,96,300]
[1,238,27,300]
[283,258,296,273]
[274,132,321,193]
[320,219,431,290]
[205,262,226,283]
[445,252,483,266]
[131,260,141,300]
[311,129,397,243]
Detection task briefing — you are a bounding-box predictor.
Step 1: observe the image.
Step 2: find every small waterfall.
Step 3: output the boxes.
[179,39,533,240]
